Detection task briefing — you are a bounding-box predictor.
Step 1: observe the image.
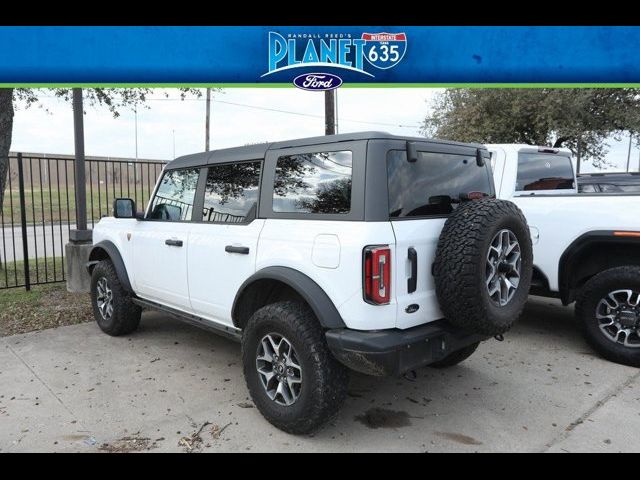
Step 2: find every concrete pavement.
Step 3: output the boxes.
[1,296,638,453]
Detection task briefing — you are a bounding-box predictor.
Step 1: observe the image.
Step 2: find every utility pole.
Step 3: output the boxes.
[205,88,211,151]
[72,88,88,234]
[324,90,336,135]
[134,106,139,161]
[66,88,93,293]
[626,132,633,173]
[576,137,582,175]
[335,89,339,134]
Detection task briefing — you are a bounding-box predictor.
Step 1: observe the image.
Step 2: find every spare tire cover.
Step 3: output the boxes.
[433,198,533,336]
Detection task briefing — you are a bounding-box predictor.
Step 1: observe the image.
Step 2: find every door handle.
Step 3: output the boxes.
[225,245,250,255]
[165,239,183,247]
[407,247,418,293]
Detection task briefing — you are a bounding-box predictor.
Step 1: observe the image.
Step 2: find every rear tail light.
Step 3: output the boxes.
[363,245,391,305]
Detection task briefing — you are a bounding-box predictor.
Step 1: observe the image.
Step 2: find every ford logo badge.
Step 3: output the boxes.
[293,73,343,91]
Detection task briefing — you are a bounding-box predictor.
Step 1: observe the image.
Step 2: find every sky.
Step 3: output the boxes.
[9,88,640,173]
[10,88,429,159]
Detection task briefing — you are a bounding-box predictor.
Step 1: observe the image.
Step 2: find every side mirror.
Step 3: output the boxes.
[113,198,137,219]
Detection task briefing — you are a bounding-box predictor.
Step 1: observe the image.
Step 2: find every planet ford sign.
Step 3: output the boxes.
[263,30,408,90]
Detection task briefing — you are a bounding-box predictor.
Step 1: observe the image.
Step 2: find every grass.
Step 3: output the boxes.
[0,256,93,336]
[0,256,66,289]
[0,283,93,337]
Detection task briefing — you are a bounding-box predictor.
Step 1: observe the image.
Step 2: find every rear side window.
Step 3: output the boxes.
[387,150,493,217]
[148,168,200,221]
[516,153,574,191]
[201,161,262,223]
[272,151,352,214]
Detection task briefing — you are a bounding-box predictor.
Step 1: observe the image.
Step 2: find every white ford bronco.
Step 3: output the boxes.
[87,132,533,433]
[488,144,640,367]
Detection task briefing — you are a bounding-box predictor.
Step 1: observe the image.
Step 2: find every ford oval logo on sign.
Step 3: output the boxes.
[293,73,343,91]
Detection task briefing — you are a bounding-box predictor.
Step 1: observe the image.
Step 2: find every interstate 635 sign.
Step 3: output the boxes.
[362,32,407,70]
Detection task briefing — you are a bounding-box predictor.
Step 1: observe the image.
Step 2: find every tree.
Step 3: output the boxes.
[298,178,351,214]
[423,88,640,171]
[0,87,205,220]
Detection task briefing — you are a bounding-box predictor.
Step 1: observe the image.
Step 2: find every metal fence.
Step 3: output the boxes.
[0,153,167,290]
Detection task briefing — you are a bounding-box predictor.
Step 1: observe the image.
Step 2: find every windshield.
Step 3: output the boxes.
[516,152,575,192]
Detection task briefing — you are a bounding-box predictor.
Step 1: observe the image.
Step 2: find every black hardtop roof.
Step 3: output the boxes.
[165,131,486,170]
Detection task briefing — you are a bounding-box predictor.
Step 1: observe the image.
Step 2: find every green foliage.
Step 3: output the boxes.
[13,87,206,117]
[297,177,351,214]
[423,89,640,168]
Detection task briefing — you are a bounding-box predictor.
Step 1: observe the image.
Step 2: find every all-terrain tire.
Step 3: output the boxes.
[433,199,533,336]
[575,266,640,368]
[242,301,349,434]
[430,342,480,368]
[90,259,141,336]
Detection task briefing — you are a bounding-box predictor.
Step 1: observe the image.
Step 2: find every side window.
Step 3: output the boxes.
[201,161,262,223]
[148,168,200,221]
[387,150,494,217]
[516,153,575,191]
[272,151,352,214]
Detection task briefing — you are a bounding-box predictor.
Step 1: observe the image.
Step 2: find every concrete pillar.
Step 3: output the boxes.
[65,239,93,293]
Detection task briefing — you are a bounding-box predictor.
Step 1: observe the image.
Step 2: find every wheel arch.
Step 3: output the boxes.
[232,267,346,330]
[86,240,134,294]
[559,231,640,304]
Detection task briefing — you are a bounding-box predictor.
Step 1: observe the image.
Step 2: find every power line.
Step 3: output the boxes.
[137,96,421,129]
[36,93,423,130]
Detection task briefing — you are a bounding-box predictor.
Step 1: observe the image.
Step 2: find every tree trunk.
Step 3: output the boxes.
[0,88,14,213]
[0,89,14,269]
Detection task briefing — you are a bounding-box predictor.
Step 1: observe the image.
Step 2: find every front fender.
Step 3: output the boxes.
[87,240,134,293]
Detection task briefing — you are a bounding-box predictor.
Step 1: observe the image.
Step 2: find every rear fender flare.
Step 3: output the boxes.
[232,266,346,330]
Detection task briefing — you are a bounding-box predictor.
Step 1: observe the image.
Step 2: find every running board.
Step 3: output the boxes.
[131,297,242,342]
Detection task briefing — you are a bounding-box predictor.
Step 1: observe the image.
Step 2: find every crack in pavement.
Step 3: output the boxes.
[540,369,640,452]
[4,340,77,418]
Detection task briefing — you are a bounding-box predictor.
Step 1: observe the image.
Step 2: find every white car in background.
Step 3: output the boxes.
[488,144,640,367]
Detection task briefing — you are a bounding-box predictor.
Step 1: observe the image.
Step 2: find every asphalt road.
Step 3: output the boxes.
[1,296,638,453]
[0,224,72,263]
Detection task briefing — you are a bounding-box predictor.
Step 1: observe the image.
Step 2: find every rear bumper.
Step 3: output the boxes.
[325,320,486,377]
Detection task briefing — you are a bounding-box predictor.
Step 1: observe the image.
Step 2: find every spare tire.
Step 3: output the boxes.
[433,198,533,336]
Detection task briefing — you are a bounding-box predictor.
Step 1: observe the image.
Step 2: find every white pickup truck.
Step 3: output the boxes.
[488,144,640,367]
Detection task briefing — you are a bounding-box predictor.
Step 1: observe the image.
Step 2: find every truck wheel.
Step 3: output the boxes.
[433,199,533,336]
[90,260,141,336]
[576,266,640,367]
[241,301,349,434]
[430,342,480,368]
